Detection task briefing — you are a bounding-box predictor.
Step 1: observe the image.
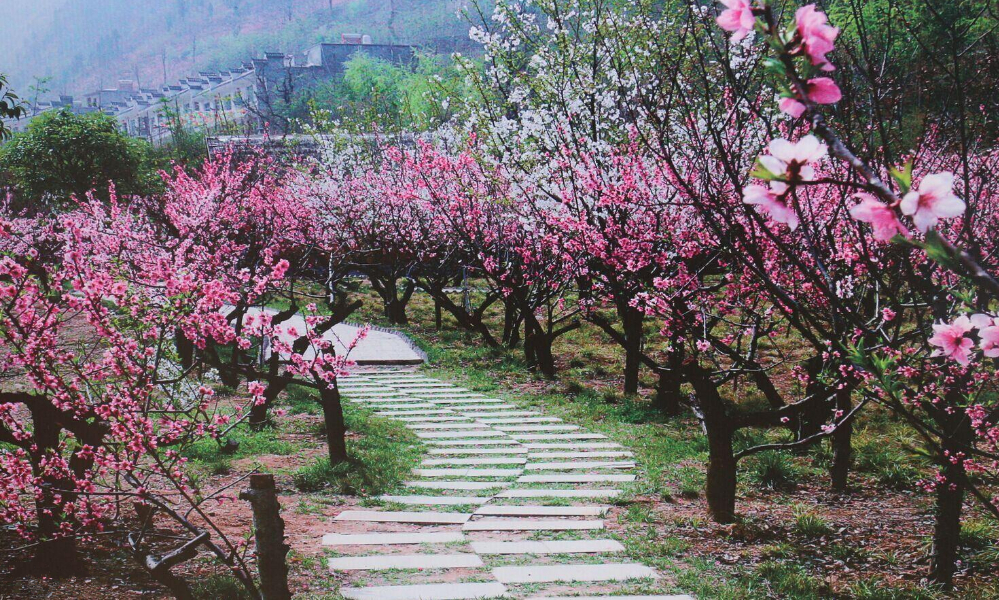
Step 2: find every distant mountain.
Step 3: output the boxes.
[0,0,476,97]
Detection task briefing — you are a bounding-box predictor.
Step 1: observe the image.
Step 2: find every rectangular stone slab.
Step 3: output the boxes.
[425,439,521,446]
[429,398,503,404]
[470,539,624,555]
[512,434,607,441]
[334,511,471,524]
[322,532,465,546]
[379,495,491,505]
[407,423,490,430]
[497,489,622,499]
[495,425,580,432]
[340,582,509,600]
[372,403,438,410]
[448,404,517,411]
[491,563,658,584]
[416,431,505,439]
[460,411,539,418]
[413,468,523,477]
[429,447,528,455]
[422,457,527,466]
[525,596,694,600]
[405,481,512,490]
[398,416,471,423]
[476,417,560,424]
[528,451,633,459]
[523,443,622,449]
[518,474,636,483]
[463,519,603,531]
[525,461,636,470]
[328,553,484,571]
[474,505,608,517]
[352,397,427,403]
[377,410,455,417]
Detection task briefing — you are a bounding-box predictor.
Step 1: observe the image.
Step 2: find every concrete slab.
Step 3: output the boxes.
[491,563,658,584]
[469,539,624,555]
[525,461,636,470]
[518,474,636,483]
[475,417,561,424]
[428,447,528,455]
[328,553,483,571]
[406,423,490,430]
[377,410,455,416]
[522,443,622,450]
[334,511,471,524]
[497,489,622,499]
[474,505,608,517]
[416,431,505,439]
[422,457,528,466]
[322,532,465,546]
[405,481,512,491]
[413,468,523,477]
[379,495,491,506]
[495,425,580,432]
[340,582,508,600]
[424,439,521,446]
[512,434,607,441]
[459,411,539,418]
[373,403,438,410]
[463,519,603,531]
[527,451,633,459]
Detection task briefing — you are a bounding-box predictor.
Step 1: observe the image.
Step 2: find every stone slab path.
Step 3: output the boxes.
[322,369,694,600]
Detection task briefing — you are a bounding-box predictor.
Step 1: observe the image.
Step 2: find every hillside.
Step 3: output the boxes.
[0,0,475,97]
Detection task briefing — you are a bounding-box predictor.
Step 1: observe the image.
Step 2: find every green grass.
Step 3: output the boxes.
[292,392,422,496]
[191,574,251,600]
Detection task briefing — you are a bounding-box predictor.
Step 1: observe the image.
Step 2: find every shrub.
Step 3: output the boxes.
[751,451,802,491]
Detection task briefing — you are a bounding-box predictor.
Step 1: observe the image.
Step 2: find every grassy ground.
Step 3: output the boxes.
[337,281,999,599]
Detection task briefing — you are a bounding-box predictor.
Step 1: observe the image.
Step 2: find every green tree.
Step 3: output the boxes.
[0,74,25,141]
[0,109,157,209]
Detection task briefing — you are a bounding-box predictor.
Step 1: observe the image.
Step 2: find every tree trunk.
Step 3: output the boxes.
[929,458,964,588]
[829,387,852,492]
[704,420,737,523]
[31,413,83,575]
[653,367,682,416]
[622,307,643,395]
[240,474,291,600]
[320,386,349,464]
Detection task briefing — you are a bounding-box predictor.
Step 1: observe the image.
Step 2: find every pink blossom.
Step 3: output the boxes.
[795,4,839,71]
[743,183,798,230]
[716,0,756,41]
[779,97,806,118]
[805,77,841,104]
[849,193,907,241]
[971,314,999,358]
[928,316,975,365]
[900,172,965,232]
[759,135,827,182]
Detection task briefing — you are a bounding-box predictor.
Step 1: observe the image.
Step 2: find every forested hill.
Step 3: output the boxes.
[0,0,474,96]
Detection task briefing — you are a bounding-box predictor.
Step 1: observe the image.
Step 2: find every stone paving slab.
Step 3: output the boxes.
[463,519,604,531]
[378,410,456,416]
[525,461,637,470]
[404,481,513,490]
[518,474,636,483]
[512,434,607,441]
[495,425,580,432]
[380,495,492,506]
[476,417,561,424]
[528,451,633,459]
[334,511,472,524]
[428,398,504,404]
[447,404,518,411]
[340,582,508,600]
[422,457,528,466]
[428,447,528,455]
[525,596,692,600]
[322,532,465,546]
[428,446,527,456]
[469,539,625,555]
[399,416,473,423]
[328,553,484,571]
[424,439,522,446]
[416,431,506,439]
[413,468,523,477]
[373,403,439,410]
[473,505,608,517]
[523,443,622,450]
[491,563,658,584]
[496,489,623,499]
[407,423,491,430]
[459,411,539,418]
